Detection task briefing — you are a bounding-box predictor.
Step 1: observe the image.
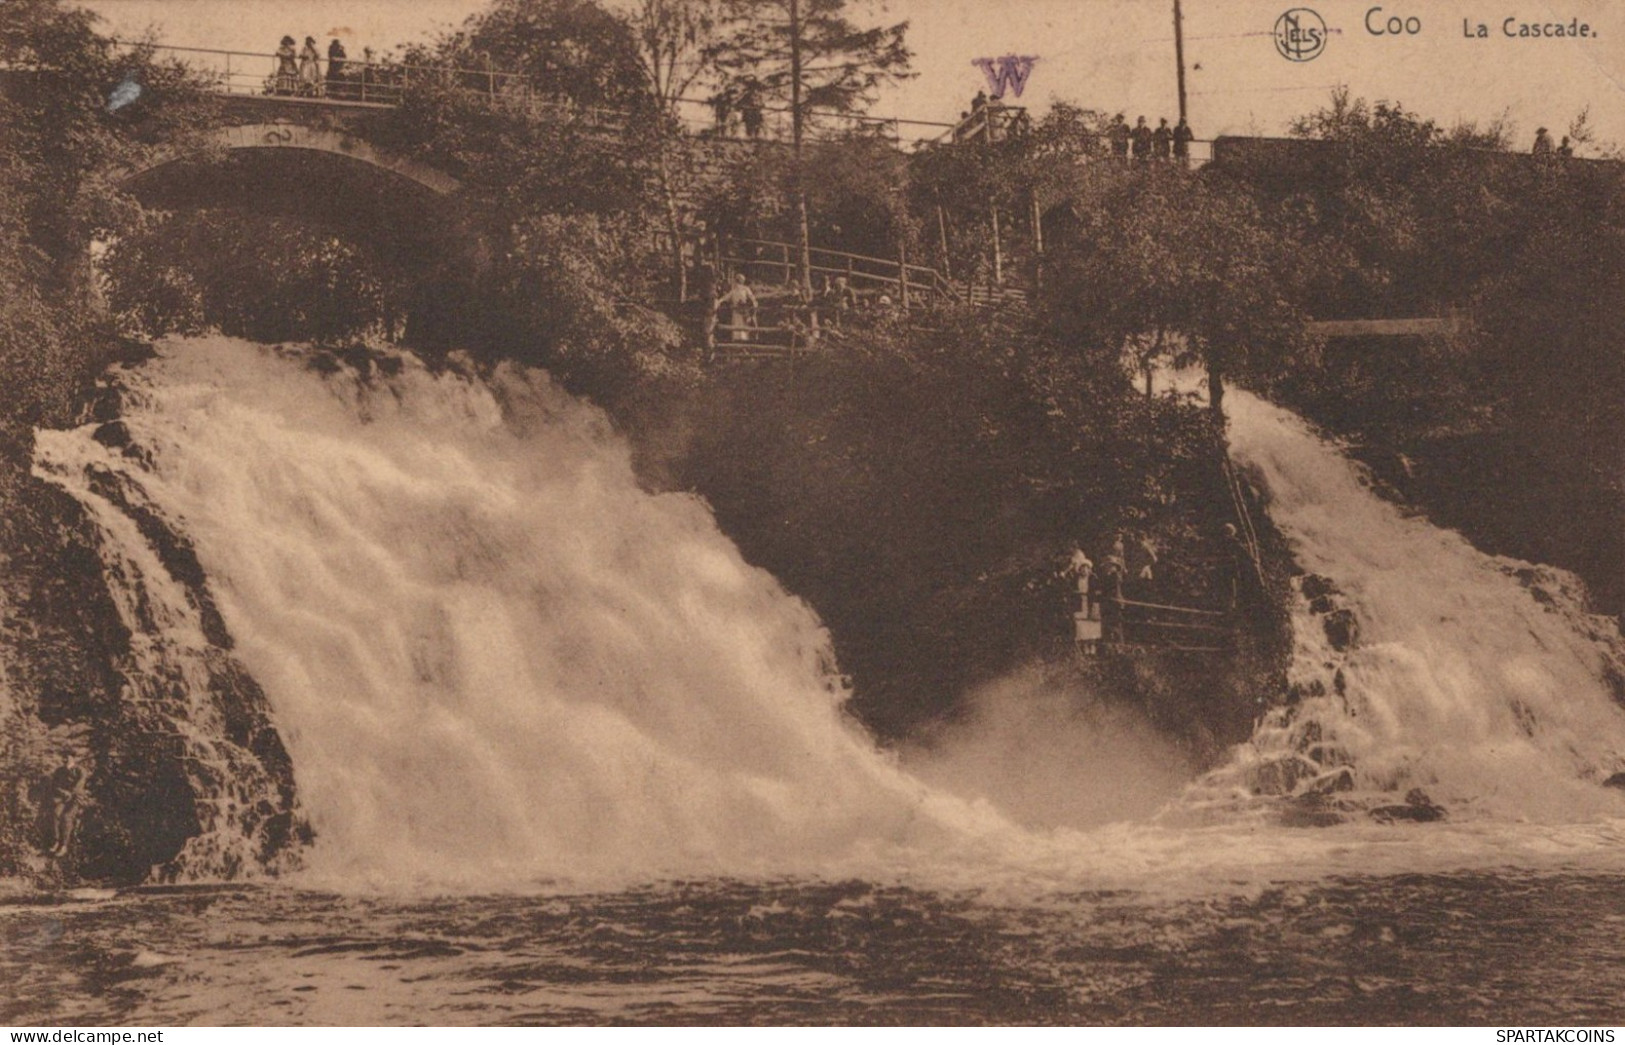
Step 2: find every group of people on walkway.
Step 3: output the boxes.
[271,35,378,100]
[692,264,899,350]
[951,91,1032,143]
[710,79,767,139]
[1064,523,1251,652]
[1107,113,1196,164]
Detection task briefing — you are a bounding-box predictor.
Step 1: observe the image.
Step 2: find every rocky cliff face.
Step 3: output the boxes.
[0,461,305,887]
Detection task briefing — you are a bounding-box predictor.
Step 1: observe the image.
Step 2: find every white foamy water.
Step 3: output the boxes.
[34,337,1006,884]
[1214,389,1625,820]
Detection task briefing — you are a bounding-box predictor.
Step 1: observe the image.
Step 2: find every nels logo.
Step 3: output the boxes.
[1274,8,1328,61]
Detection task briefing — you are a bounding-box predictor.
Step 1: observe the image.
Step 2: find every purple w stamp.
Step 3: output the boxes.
[972,55,1038,100]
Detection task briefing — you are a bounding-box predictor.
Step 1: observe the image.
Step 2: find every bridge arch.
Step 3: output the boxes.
[122,122,461,198]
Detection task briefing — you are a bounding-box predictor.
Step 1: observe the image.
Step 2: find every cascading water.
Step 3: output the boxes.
[33,336,998,884]
[20,343,1625,1025]
[1207,389,1625,820]
[27,338,1625,893]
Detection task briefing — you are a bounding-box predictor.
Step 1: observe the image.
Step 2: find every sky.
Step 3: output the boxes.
[81,0,1625,149]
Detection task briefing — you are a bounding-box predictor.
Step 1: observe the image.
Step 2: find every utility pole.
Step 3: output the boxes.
[789,0,812,297]
[1173,0,1189,125]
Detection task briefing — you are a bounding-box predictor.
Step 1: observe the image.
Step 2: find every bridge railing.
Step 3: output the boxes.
[113,42,962,145]
[111,42,637,124]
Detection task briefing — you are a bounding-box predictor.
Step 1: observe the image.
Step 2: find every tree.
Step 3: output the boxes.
[1040,168,1309,422]
[427,0,646,111]
[619,0,726,303]
[624,0,721,111]
[0,0,215,454]
[707,0,913,292]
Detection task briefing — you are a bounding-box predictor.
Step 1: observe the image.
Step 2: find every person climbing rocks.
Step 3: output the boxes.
[43,754,86,858]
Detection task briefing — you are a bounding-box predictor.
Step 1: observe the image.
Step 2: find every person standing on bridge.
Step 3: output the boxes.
[274,36,299,96]
[1152,118,1173,161]
[326,38,348,99]
[1108,114,1130,161]
[298,36,322,97]
[1130,116,1152,162]
[1174,118,1195,166]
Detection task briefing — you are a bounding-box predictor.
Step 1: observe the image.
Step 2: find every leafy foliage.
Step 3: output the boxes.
[670,309,1234,736]
[0,0,215,456]
[706,0,912,121]
[1040,165,1310,417]
[100,210,406,344]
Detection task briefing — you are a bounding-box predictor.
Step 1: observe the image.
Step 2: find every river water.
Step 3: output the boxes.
[11,337,1625,1025]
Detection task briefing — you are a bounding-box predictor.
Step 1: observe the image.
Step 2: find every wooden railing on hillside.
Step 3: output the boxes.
[722,238,958,304]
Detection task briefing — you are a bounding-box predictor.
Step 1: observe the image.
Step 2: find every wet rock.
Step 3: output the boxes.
[1324,609,1360,651]
[1308,594,1337,615]
[1305,767,1355,794]
[1279,792,1345,828]
[1285,679,1325,705]
[91,423,154,467]
[0,472,303,886]
[1247,755,1320,796]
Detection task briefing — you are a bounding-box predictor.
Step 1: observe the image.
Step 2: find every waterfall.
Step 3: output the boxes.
[1209,389,1625,819]
[35,337,991,884]
[30,337,1625,887]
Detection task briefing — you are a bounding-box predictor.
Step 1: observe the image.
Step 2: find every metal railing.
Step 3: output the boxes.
[113,41,964,145]
[112,41,638,127]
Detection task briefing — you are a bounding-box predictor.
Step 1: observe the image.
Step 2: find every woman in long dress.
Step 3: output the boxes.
[273,36,298,95]
[297,36,322,96]
[721,273,758,341]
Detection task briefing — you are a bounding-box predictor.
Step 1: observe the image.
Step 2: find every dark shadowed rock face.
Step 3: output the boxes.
[1,469,305,886]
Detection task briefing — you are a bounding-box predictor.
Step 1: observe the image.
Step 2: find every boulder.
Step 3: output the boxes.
[1324,609,1360,651]
[1370,787,1447,823]
[1300,574,1340,601]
